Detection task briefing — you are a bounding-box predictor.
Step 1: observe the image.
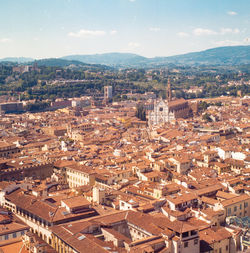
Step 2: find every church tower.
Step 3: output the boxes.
[167,78,172,102]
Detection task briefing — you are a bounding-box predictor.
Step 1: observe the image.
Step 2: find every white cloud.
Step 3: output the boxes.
[68,29,106,38]
[149,27,161,32]
[193,28,217,36]
[110,30,117,35]
[213,40,242,47]
[227,11,237,16]
[214,37,250,46]
[128,42,140,48]
[177,32,189,38]
[0,38,12,43]
[192,27,240,37]
[220,28,240,35]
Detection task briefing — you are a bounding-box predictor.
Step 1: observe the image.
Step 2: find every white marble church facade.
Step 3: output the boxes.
[148,99,175,126]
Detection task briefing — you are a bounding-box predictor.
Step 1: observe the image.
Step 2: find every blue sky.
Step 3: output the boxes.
[0,0,249,58]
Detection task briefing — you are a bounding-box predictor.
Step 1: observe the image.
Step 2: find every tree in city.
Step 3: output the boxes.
[135,103,146,121]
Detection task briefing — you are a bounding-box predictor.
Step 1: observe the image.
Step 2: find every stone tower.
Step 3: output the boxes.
[167,78,172,102]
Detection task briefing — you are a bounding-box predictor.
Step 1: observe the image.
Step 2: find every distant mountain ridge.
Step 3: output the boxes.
[0,57,34,63]
[1,45,250,67]
[33,58,113,70]
[33,58,87,67]
[0,57,113,70]
[152,45,250,66]
[61,46,250,67]
[61,52,147,67]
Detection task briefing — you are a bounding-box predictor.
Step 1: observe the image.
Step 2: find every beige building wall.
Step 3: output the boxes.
[66,168,95,188]
[224,199,250,218]
[211,238,231,253]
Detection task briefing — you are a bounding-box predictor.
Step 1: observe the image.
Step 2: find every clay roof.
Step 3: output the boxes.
[0,221,29,236]
[61,196,90,209]
[5,189,96,223]
[166,193,197,205]
[201,196,219,206]
[221,194,250,207]
[0,239,29,253]
[195,184,223,196]
[168,99,187,108]
[199,227,232,244]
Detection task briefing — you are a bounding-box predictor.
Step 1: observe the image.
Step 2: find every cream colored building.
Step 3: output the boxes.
[215,194,250,219]
[65,165,96,188]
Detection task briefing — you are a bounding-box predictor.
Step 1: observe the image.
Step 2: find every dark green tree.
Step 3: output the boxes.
[135,103,146,121]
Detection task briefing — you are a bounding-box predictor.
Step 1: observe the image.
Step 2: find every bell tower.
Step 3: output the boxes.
[167,78,172,102]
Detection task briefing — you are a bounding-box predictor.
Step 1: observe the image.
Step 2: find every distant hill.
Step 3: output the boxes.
[32,58,113,71]
[1,45,250,68]
[33,58,87,67]
[151,45,250,66]
[61,53,147,67]
[0,57,113,71]
[61,46,250,67]
[0,57,34,63]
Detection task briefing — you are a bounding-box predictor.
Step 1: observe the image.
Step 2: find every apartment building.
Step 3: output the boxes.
[65,164,96,188]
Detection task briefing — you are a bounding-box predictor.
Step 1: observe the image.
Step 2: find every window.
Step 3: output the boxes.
[240,204,242,210]
[194,239,199,245]
[4,234,8,240]
[244,202,248,208]
[184,242,188,248]
[228,208,231,215]
[191,230,197,236]
[182,232,189,238]
[219,248,222,253]
[13,232,17,238]
[226,245,229,251]
[159,107,163,112]
[234,206,237,212]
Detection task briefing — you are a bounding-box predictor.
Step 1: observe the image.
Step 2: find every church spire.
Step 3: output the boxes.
[167,78,172,102]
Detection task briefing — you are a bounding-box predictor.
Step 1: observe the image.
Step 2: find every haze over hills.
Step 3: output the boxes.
[1,46,250,68]
[61,46,250,67]
[61,52,147,67]
[152,45,250,66]
[31,58,108,68]
[0,57,34,63]
[0,58,113,71]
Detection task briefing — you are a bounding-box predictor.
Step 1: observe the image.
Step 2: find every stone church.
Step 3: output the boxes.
[148,79,190,126]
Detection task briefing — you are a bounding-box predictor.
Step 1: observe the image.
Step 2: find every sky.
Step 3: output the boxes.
[0,0,250,59]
